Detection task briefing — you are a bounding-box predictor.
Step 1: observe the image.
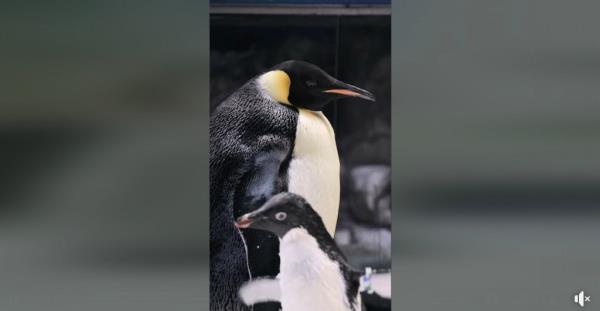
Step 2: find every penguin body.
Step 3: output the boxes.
[210,61,374,310]
[236,192,362,311]
[279,227,361,311]
[288,108,340,234]
[210,77,296,311]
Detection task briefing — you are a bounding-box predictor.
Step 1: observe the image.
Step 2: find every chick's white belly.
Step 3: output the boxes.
[288,109,340,236]
[280,229,351,311]
[280,263,348,311]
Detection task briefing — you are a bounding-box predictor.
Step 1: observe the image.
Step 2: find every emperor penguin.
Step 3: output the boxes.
[235,192,363,311]
[210,60,375,311]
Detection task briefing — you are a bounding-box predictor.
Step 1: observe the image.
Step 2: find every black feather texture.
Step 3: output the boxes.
[210,78,298,311]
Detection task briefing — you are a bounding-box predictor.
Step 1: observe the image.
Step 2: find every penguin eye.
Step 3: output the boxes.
[275,212,287,221]
[305,80,317,87]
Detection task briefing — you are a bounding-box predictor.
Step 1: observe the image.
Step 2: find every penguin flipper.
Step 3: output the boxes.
[238,277,281,305]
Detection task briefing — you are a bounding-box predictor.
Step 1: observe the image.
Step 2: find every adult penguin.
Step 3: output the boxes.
[210,60,375,311]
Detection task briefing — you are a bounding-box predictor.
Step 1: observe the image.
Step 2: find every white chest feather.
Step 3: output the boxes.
[279,229,354,311]
[288,109,340,236]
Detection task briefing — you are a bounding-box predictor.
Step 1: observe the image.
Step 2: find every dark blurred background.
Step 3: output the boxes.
[2,0,600,310]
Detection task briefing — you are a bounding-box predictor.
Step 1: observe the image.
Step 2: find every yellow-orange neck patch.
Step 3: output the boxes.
[257,70,291,105]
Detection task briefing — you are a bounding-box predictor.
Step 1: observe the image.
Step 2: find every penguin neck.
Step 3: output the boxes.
[281,227,327,247]
[257,70,292,106]
[280,226,343,264]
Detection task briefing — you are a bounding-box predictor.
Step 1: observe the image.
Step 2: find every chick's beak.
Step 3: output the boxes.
[323,81,376,102]
[235,214,254,229]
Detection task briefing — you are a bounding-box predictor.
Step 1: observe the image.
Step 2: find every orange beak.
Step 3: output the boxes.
[323,82,375,101]
[324,89,363,97]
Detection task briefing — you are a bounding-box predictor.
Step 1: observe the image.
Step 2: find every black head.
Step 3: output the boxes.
[265,60,375,111]
[235,192,327,238]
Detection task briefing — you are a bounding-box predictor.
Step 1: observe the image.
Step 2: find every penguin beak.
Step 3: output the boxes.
[323,81,376,102]
[235,214,255,229]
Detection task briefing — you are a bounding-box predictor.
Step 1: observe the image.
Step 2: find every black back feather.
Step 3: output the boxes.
[210,78,298,311]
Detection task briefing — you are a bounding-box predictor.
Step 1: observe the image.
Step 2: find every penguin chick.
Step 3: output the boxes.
[236,192,363,311]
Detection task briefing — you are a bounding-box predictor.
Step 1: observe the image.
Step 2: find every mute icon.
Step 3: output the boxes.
[574,291,591,307]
